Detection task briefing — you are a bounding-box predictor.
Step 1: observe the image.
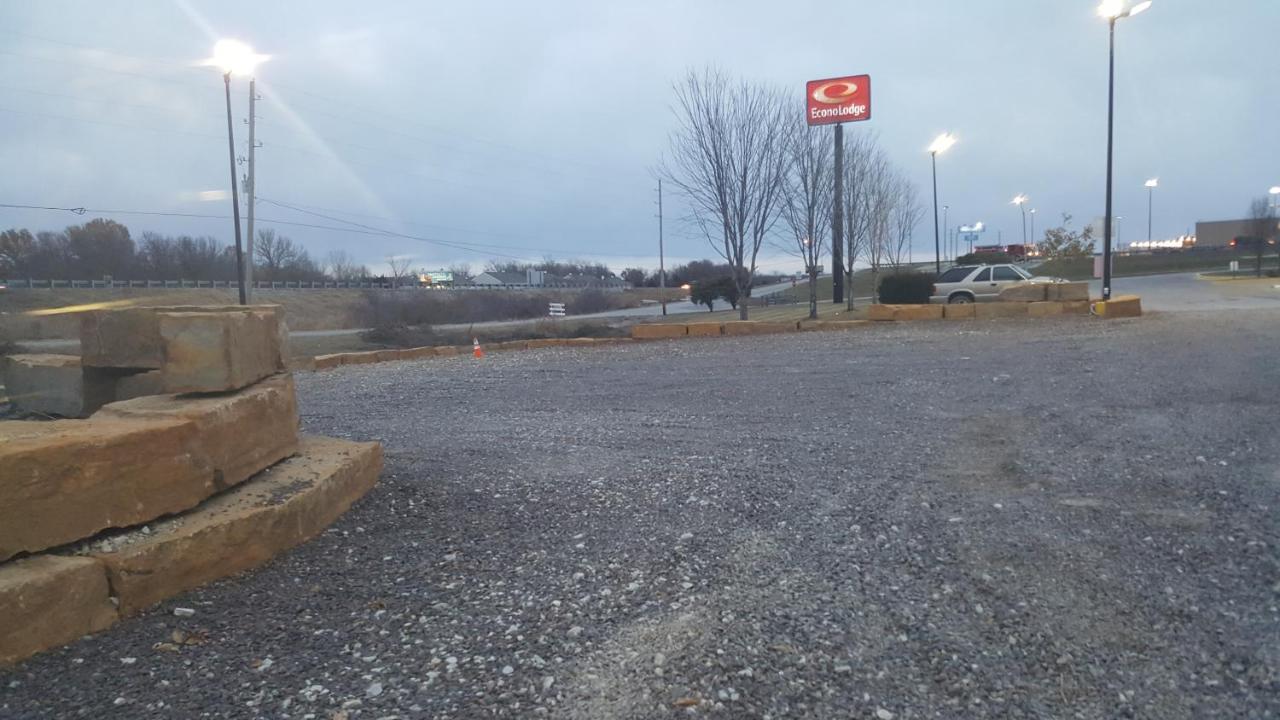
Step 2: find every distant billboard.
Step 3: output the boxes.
[418,270,453,284]
[806,75,871,126]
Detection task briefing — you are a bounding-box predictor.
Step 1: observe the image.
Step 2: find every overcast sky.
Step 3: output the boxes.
[0,1,1276,275]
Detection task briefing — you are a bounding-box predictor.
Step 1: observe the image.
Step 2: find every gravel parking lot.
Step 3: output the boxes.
[4,310,1278,719]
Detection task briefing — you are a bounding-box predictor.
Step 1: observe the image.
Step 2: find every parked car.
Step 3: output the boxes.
[930,264,1058,304]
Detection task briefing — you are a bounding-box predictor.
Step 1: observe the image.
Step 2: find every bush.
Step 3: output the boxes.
[878,272,934,304]
[956,251,1013,265]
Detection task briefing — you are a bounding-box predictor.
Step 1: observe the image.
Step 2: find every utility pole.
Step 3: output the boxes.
[942,205,949,262]
[657,178,666,316]
[222,72,247,305]
[831,123,844,304]
[244,79,258,302]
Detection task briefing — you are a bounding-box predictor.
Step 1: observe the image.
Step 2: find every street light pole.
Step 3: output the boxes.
[1030,209,1037,249]
[1098,0,1152,299]
[205,39,268,306]
[222,72,247,305]
[927,133,956,275]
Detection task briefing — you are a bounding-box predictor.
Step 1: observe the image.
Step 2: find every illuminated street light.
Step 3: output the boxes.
[928,133,957,274]
[1097,0,1153,300]
[1029,208,1037,248]
[1145,178,1159,244]
[204,40,269,305]
[1011,195,1029,246]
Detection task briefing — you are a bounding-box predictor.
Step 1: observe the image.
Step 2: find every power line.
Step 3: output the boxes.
[258,196,641,258]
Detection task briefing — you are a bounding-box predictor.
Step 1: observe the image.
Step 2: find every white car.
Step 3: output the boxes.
[930,264,1056,304]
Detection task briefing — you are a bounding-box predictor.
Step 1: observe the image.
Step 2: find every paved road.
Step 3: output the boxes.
[6,310,1278,718]
[1090,272,1280,311]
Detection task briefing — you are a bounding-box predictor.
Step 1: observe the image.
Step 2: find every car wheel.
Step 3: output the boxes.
[948,293,974,304]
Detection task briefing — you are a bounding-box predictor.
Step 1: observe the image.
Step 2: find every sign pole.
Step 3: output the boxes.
[831,123,844,305]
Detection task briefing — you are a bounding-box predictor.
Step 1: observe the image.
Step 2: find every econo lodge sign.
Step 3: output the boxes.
[806,74,871,126]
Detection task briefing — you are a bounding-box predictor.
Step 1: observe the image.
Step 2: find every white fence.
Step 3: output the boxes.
[1,279,631,292]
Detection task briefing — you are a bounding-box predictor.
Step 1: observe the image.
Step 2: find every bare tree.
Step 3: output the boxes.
[778,114,833,319]
[1245,197,1278,277]
[860,151,897,302]
[662,67,793,320]
[254,228,301,282]
[842,132,884,308]
[387,255,414,287]
[887,175,924,269]
[447,263,474,285]
[325,250,367,281]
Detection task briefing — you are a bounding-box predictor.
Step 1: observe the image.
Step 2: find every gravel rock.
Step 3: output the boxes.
[3,313,1279,719]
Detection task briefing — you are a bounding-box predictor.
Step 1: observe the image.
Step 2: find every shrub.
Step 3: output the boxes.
[878,272,935,304]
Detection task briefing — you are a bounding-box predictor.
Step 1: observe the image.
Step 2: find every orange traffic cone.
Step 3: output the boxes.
[472,338,484,359]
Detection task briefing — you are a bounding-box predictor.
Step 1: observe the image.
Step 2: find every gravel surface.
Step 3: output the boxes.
[4,310,1279,719]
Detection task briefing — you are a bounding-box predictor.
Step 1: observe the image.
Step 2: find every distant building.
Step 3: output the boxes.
[1194,218,1279,249]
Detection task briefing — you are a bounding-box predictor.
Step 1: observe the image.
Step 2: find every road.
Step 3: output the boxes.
[13,274,1277,354]
[6,309,1278,718]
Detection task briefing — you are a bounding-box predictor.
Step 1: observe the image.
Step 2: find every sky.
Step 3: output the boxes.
[0,0,1276,276]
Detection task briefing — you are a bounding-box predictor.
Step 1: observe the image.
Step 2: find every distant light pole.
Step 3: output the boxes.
[1144,178,1159,245]
[928,133,957,274]
[1269,185,1279,211]
[1012,194,1028,246]
[1098,0,1153,300]
[1029,208,1037,249]
[205,40,268,305]
[942,205,949,261]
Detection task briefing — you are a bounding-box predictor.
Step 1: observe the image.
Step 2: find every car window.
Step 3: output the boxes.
[937,267,971,283]
[973,268,991,282]
[1012,265,1033,279]
[992,267,1021,281]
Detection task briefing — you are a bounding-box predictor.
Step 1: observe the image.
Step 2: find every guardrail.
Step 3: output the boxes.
[0,279,632,292]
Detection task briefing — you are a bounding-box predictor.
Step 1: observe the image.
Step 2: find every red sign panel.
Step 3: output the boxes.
[806,74,871,126]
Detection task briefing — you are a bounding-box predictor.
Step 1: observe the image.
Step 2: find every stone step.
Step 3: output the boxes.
[0,374,299,561]
[83,436,381,616]
[0,555,118,666]
[0,435,381,666]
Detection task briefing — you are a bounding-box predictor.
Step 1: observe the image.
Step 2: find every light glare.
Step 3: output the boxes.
[1145,178,1159,188]
[205,39,269,76]
[928,133,957,155]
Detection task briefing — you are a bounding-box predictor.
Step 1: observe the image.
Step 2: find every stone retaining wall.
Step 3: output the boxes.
[0,305,382,666]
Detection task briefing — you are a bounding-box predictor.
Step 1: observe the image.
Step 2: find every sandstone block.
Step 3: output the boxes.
[0,555,117,666]
[89,436,382,616]
[631,324,687,340]
[341,351,381,365]
[685,323,723,337]
[314,354,344,370]
[2,354,83,417]
[998,284,1049,302]
[564,337,597,346]
[1062,300,1091,315]
[975,303,1030,320]
[95,373,299,495]
[1028,301,1066,318]
[80,308,165,369]
[943,304,976,320]
[868,305,897,321]
[1096,295,1142,318]
[1047,282,1090,302]
[0,416,209,561]
[114,369,164,401]
[893,305,945,321]
[158,308,282,393]
[400,347,438,360]
[373,349,402,362]
[495,340,529,351]
[434,346,460,356]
